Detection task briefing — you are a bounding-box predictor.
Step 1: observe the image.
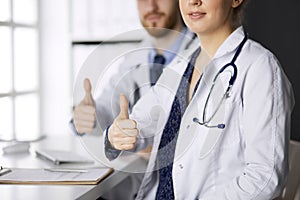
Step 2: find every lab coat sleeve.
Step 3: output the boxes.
[204,53,294,200]
[129,87,163,151]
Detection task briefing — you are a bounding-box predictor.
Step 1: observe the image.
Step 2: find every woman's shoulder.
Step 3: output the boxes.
[245,38,278,62]
[241,38,283,80]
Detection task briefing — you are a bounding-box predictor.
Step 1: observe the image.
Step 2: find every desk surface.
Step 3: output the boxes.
[0,134,146,200]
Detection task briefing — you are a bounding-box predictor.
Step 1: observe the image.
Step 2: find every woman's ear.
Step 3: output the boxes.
[232,0,244,8]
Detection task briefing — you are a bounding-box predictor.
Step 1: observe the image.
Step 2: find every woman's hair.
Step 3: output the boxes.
[232,0,250,28]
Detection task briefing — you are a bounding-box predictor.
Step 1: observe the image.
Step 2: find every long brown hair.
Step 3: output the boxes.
[232,0,250,28]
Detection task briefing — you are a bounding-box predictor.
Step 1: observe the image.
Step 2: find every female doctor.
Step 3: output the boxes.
[105,0,295,199]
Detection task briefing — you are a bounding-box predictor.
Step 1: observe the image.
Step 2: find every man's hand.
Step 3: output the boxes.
[108,94,139,150]
[73,78,96,134]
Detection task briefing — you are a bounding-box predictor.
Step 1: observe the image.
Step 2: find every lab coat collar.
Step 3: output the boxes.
[213,26,245,60]
[200,26,246,92]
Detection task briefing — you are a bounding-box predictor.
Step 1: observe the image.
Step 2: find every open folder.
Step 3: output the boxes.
[0,167,113,185]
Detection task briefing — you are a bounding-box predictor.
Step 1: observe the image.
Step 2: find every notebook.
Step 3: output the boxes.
[0,167,113,185]
[35,149,94,165]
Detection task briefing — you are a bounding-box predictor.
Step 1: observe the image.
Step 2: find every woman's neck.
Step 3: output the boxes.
[198,26,234,58]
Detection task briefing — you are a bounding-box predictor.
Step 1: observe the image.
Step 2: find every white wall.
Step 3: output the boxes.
[39,0,72,135]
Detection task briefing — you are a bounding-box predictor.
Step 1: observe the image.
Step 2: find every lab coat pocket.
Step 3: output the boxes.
[215,99,241,148]
[197,99,241,159]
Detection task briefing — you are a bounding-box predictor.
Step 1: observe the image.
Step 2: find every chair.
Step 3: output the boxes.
[276,140,300,200]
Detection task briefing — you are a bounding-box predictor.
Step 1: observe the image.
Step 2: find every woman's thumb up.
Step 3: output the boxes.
[118,94,129,119]
[108,94,138,150]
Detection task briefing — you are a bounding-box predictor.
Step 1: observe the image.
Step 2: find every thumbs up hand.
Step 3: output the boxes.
[108,94,139,150]
[73,78,96,134]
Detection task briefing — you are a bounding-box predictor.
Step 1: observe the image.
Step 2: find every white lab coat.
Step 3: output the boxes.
[109,27,295,199]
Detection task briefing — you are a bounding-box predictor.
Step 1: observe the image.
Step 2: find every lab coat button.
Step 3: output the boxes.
[186,125,190,129]
[179,164,183,169]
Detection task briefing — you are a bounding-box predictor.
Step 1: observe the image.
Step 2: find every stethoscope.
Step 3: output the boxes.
[193,31,248,129]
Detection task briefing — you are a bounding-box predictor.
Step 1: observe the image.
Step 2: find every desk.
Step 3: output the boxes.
[0,134,147,200]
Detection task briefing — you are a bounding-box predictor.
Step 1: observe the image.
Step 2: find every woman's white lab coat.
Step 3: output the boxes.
[106,27,295,199]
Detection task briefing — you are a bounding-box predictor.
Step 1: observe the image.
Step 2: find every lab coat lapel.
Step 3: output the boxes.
[175,59,225,160]
[136,58,190,198]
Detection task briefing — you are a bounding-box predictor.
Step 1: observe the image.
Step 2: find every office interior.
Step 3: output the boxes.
[0,0,299,199]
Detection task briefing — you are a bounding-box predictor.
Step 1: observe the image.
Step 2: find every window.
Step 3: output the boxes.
[0,0,40,141]
[70,0,142,98]
[71,0,140,40]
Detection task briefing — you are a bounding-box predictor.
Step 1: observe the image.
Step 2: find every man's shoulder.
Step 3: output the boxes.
[118,39,151,71]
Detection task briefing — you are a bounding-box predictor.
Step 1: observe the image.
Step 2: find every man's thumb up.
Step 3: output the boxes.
[73,78,96,134]
[83,78,94,106]
[118,94,129,119]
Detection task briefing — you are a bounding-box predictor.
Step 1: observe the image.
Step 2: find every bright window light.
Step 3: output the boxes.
[13,0,37,24]
[0,0,40,141]
[0,26,12,93]
[0,0,11,22]
[14,28,38,92]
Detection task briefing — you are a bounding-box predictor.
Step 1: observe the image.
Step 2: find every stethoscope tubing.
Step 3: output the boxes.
[193,30,248,129]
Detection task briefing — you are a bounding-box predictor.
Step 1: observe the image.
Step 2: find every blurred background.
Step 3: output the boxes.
[0,0,299,142]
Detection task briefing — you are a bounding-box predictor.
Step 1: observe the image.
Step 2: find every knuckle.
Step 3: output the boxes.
[74,106,79,112]
[134,128,139,135]
[73,112,79,119]
[111,123,118,133]
[132,137,137,144]
[114,144,120,150]
[77,128,83,133]
[132,120,137,127]
[114,119,121,128]
[87,128,93,133]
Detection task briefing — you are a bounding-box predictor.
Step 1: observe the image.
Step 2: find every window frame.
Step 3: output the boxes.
[0,0,40,141]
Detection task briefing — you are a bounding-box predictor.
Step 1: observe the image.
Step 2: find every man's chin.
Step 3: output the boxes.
[145,27,171,38]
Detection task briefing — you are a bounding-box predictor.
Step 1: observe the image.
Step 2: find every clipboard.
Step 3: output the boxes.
[0,167,113,185]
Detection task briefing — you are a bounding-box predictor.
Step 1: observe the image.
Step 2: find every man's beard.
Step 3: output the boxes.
[141,14,178,38]
[144,25,173,38]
